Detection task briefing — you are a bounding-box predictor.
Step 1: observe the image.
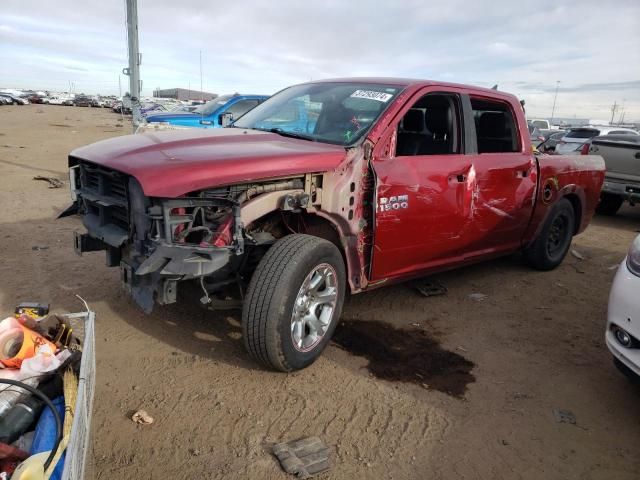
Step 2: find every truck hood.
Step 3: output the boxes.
[70,128,348,197]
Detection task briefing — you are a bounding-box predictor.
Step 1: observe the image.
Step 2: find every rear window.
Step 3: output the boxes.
[471,97,519,153]
[566,129,599,139]
[531,120,548,129]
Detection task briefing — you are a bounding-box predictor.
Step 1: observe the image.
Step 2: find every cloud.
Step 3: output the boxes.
[1,0,639,119]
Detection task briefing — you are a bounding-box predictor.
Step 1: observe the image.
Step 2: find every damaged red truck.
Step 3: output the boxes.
[64,78,605,371]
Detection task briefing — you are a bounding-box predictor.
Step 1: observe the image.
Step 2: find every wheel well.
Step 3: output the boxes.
[247,212,348,276]
[563,193,582,234]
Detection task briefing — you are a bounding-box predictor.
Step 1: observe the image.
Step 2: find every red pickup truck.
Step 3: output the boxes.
[65,78,605,371]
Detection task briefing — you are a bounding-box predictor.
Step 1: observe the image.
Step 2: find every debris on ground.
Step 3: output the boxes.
[570,249,585,260]
[608,264,620,270]
[553,408,576,425]
[273,436,331,479]
[412,279,447,297]
[31,245,49,251]
[131,410,154,425]
[33,175,64,188]
[468,293,488,302]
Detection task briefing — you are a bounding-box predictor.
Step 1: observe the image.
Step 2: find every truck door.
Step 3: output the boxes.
[370,90,478,281]
[461,95,537,255]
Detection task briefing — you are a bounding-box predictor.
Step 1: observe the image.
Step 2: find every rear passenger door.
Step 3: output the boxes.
[462,95,537,255]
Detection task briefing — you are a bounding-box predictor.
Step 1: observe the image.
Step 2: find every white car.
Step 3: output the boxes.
[556,126,639,155]
[606,235,640,379]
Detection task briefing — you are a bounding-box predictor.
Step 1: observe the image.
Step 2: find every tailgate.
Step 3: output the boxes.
[592,139,640,182]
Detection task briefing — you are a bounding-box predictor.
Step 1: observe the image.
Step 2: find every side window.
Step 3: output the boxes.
[225,100,260,119]
[471,98,519,153]
[396,93,461,156]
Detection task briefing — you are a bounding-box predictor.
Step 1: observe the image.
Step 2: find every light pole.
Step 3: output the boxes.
[124,0,142,131]
[550,80,560,124]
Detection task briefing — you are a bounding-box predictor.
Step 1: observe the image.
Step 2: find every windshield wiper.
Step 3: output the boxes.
[256,127,316,142]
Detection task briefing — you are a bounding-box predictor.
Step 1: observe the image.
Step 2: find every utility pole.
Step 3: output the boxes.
[610,101,618,125]
[550,80,560,124]
[124,0,142,131]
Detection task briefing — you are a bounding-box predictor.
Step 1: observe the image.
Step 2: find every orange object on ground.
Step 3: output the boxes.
[0,317,57,369]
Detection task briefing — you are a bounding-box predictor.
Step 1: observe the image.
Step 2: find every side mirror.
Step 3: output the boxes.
[218,112,233,127]
[199,119,213,126]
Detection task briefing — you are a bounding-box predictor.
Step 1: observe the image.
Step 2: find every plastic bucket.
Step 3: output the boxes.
[0,318,56,369]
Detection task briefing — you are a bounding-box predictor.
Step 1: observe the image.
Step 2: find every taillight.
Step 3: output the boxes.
[557,140,566,145]
[579,143,590,155]
[538,136,545,142]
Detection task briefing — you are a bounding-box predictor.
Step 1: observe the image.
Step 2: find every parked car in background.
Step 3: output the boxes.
[27,94,46,104]
[529,118,551,130]
[140,102,168,117]
[143,94,268,129]
[556,126,639,155]
[47,95,68,105]
[528,122,545,148]
[170,104,199,113]
[0,93,28,105]
[74,95,93,107]
[66,78,605,371]
[537,130,567,152]
[606,234,640,381]
[0,96,11,106]
[586,134,640,215]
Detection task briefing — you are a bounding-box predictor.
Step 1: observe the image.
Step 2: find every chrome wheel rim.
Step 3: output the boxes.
[291,263,338,352]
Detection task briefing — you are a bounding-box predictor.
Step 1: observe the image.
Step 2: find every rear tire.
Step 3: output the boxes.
[242,234,346,372]
[524,198,575,271]
[596,193,623,216]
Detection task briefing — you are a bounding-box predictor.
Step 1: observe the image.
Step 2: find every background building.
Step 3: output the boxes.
[153,88,217,101]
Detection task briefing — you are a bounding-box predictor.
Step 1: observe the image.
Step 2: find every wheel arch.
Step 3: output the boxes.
[562,191,583,235]
[246,210,353,292]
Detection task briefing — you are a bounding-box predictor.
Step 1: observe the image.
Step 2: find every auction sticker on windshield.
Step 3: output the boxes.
[350,90,393,102]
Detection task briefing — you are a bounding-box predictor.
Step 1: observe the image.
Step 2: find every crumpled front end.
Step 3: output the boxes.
[69,158,244,312]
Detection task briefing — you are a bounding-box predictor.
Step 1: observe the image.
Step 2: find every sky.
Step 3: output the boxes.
[1,0,639,121]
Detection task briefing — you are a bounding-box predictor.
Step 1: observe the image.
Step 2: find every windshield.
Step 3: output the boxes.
[194,95,234,116]
[233,82,403,146]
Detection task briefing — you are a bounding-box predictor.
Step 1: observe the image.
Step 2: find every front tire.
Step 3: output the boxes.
[524,198,575,270]
[243,234,346,371]
[596,193,623,216]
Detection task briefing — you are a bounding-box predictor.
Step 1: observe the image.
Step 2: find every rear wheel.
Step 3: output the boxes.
[243,234,346,371]
[596,193,623,216]
[524,198,575,270]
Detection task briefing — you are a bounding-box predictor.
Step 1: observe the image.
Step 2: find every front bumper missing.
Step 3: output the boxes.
[128,245,232,313]
[74,205,241,314]
[74,236,234,313]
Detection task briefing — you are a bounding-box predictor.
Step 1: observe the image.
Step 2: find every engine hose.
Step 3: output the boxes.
[0,378,62,471]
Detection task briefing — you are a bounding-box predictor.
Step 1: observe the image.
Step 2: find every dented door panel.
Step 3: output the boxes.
[371,153,477,280]
[460,152,537,255]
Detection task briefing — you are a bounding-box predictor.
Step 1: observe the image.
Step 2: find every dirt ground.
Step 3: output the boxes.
[1,104,639,480]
